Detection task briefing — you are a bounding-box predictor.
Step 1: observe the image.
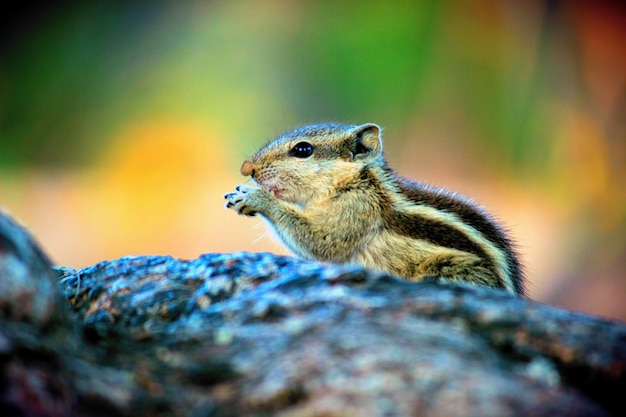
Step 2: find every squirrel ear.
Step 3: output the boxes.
[351,123,382,160]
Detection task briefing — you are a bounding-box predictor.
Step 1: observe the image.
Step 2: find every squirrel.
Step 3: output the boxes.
[224,123,524,296]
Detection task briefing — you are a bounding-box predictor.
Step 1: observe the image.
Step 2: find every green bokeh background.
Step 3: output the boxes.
[1,1,554,171]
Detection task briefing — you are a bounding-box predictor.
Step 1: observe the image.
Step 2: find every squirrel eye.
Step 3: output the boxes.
[289,141,314,158]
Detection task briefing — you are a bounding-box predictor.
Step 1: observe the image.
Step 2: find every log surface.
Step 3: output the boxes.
[1,210,624,416]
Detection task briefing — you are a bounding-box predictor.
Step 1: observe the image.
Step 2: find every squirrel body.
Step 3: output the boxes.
[225,123,524,295]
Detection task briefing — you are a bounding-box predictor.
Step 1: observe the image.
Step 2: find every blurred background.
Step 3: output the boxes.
[0,0,624,320]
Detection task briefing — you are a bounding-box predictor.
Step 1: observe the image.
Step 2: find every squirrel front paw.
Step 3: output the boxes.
[224,184,269,217]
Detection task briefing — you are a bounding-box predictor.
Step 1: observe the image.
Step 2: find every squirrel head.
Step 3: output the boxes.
[240,123,383,206]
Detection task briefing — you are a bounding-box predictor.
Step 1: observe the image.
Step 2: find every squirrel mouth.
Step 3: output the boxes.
[253,177,285,199]
[259,181,283,199]
[267,185,283,198]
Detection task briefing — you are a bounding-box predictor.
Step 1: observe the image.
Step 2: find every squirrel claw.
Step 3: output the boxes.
[224,185,261,217]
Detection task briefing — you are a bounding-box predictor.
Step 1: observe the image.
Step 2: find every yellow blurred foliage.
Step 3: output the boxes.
[85,122,223,236]
[63,120,263,263]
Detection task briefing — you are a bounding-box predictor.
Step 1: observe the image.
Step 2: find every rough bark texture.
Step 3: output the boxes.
[1,210,625,416]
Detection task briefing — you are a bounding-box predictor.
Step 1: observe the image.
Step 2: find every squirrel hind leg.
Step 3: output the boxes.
[409,253,503,290]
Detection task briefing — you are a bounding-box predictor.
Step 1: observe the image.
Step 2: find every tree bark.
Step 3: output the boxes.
[1,210,624,416]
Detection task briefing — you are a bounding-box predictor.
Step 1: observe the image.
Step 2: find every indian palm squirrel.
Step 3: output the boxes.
[224,123,524,296]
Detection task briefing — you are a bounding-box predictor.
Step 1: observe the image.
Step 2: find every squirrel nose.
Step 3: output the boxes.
[240,160,256,177]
